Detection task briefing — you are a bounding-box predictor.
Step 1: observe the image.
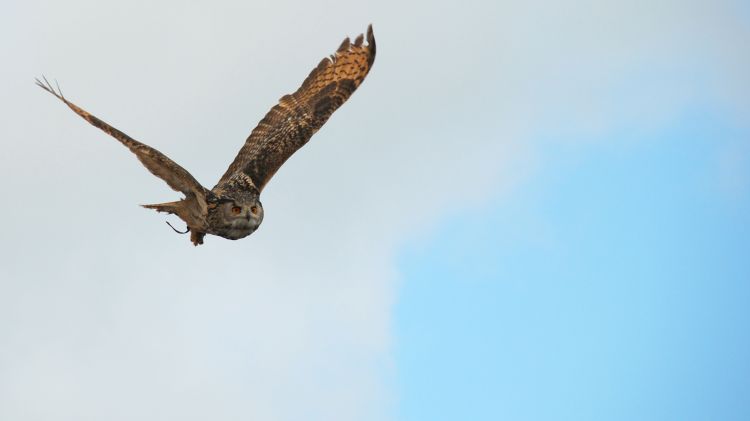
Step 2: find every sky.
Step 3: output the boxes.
[1,1,748,420]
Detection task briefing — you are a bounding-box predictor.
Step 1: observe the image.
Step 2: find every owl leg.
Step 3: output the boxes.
[191,231,206,246]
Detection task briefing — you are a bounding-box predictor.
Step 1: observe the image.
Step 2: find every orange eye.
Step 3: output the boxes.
[231,206,242,215]
[250,206,259,215]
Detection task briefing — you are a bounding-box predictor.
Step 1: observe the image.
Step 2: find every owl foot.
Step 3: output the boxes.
[191,231,206,246]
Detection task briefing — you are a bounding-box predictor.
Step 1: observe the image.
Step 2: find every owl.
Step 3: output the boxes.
[37,25,375,246]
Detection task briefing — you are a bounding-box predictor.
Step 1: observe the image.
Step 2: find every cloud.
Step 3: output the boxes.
[1,1,748,420]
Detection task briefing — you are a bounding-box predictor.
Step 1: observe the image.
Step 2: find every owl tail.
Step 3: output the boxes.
[141,201,181,214]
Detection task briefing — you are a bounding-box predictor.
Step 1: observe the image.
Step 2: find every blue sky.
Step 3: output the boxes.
[396,108,750,420]
[2,1,749,420]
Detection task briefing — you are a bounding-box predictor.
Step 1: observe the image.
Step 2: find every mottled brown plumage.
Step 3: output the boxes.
[37,25,375,245]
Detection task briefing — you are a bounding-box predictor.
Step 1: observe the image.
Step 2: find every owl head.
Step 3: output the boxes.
[205,195,264,240]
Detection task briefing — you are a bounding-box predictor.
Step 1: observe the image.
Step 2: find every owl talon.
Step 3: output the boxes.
[191,231,206,246]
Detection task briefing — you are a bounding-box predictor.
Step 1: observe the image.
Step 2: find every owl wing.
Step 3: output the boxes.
[36,77,209,201]
[215,24,376,192]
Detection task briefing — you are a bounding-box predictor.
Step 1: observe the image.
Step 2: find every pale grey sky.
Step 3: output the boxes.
[1,1,748,420]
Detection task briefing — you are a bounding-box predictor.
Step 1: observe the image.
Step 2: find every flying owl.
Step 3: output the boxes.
[37,25,375,246]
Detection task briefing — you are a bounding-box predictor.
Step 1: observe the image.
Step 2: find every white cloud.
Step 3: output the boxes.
[1,1,748,420]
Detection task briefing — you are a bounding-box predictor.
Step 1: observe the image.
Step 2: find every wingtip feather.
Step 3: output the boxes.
[354,33,364,47]
[366,24,376,66]
[367,24,374,44]
[337,37,351,53]
[35,75,66,102]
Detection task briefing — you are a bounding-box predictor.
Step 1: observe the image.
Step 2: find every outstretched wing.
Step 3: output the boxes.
[216,24,376,192]
[36,77,208,201]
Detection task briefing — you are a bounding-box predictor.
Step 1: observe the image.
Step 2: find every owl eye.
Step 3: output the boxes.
[231,206,242,215]
[250,206,259,215]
